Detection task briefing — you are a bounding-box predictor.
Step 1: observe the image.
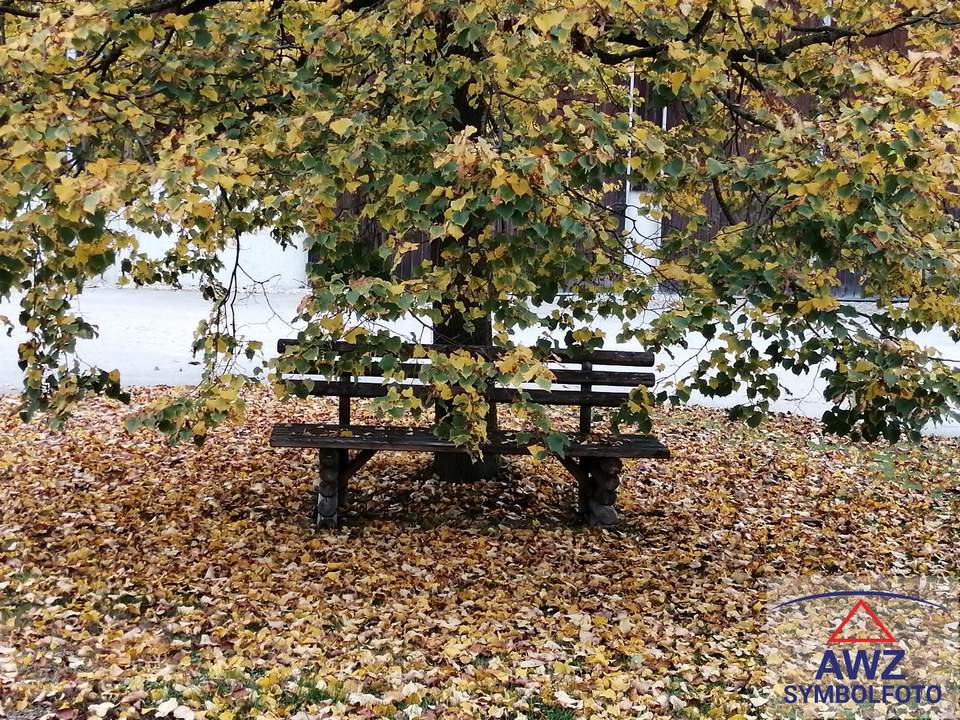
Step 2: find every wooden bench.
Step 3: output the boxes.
[270,339,669,527]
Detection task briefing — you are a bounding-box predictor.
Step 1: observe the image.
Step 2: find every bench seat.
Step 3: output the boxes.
[271,423,670,458]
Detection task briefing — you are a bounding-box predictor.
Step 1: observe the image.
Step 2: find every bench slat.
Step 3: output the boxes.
[277,339,655,367]
[286,380,640,407]
[271,423,670,459]
[293,365,655,388]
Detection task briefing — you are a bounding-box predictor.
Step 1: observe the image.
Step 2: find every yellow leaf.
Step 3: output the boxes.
[9,140,32,158]
[538,97,558,113]
[461,3,482,21]
[668,71,686,94]
[73,3,98,17]
[192,202,214,219]
[285,126,303,146]
[329,118,353,136]
[534,11,564,33]
[507,175,532,196]
[44,152,62,171]
[490,54,510,72]
[798,296,839,314]
[344,327,367,344]
[138,25,156,42]
[320,315,343,332]
[164,13,190,30]
[387,174,405,198]
[691,65,712,83]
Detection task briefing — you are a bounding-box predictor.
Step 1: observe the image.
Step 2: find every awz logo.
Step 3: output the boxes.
[816,647,905,683]
[778,591,947,707]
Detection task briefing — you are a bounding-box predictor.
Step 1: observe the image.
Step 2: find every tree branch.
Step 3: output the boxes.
[130,0,383,16]
[713,91,777,131]
[728,26,854,63]
[0,3,37,18]
[729,14,935,64]
[712,176,736,225]
[730,62,764,92]
[589,10,943,67]
[590,4,716,64]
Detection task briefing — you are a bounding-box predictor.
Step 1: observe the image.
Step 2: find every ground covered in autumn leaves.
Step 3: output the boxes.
[1,388,958,720]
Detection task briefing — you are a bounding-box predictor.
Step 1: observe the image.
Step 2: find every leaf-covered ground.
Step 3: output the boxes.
[1,388,957,720]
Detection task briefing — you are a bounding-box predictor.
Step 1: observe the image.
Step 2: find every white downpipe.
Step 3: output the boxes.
[623,66,663,273]
[625,65,636,198]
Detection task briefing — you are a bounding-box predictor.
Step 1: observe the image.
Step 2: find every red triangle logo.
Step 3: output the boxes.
[828,599,897,644]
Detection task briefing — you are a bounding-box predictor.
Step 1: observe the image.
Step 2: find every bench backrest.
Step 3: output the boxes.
[276,339,655,433]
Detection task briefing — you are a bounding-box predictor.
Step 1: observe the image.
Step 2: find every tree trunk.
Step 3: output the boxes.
[432,296,499,482]
[430,12,498,482]
[433,442,499,483]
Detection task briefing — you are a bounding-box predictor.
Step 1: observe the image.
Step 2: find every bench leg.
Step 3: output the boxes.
[337,449,349,505]
[579,457,623,527]
[315,449,342,528]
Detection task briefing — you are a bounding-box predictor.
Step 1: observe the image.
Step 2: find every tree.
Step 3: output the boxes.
[1,0,959,457]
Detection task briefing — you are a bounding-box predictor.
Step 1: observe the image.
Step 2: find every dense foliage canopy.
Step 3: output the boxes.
[2,0,959,448]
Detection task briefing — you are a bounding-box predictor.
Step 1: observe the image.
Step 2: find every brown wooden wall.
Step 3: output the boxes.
[329,23,925,297]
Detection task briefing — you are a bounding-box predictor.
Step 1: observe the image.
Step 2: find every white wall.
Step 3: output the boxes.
[623,188,662,273]
[92,226,309,291]
[91,195,661,291]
